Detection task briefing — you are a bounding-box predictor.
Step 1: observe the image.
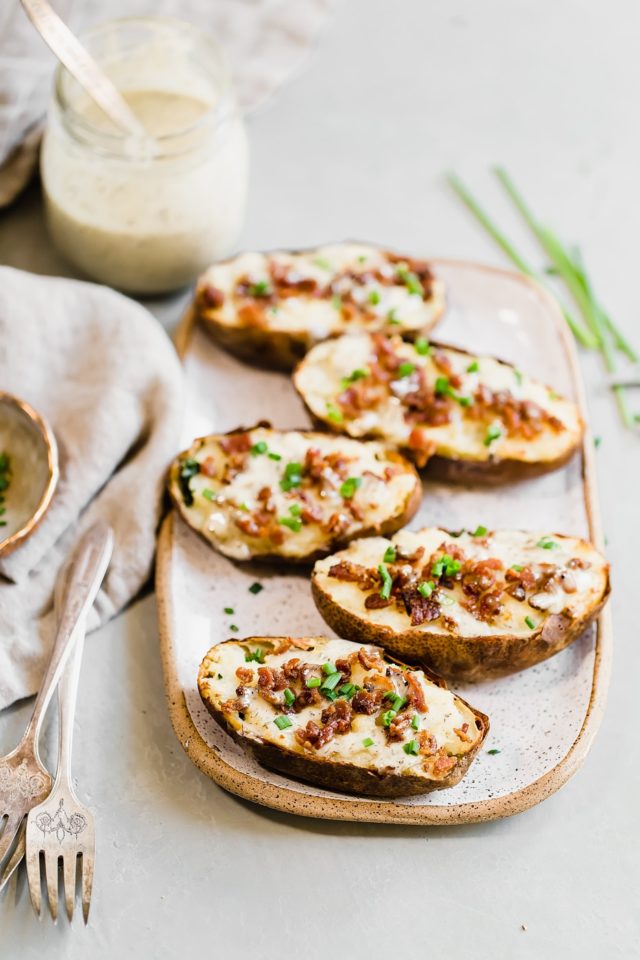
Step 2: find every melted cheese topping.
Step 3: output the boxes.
[313,529,608,639]
[197,243,445,337]
[294,334,583,464]
[199,637,482,780]
[170,427,419,560]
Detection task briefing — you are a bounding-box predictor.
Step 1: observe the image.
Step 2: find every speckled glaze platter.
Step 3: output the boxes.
[156,259,612,824]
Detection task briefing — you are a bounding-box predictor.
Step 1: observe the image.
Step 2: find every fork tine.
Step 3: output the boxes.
[26,846,42,917]
[81,852,93,924]
[0,813,22,868]
[44,850,60,921]
[0,822,25,892]
[62,853,77,921]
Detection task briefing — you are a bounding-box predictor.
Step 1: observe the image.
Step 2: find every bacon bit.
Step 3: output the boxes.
[235,667,254,683]
[220,432,252,455]
[431,750,458,777]
[568,557,590,570]
[326,512,351,537]
[471,384,565,439]
[328,560,378,589]
[407,427,437,467]
[304,447,325,479]
[365,594,392,610]
[199,284,225,309]
[463,588,504,623]
[358,647,383,671]
[462,558,503,597]
[387,711,412,742]
[292,688,322,712]
[335,657,353,679]
[237,302,267,327]
[417,730,438,756]
[406,672,427,713]
[296,700,353,750]
[257,666,287,691]
[221,691,250,713]
[200,456,218,478]
[298,490,323,524]
[352,689,381,714]
[431,349,462,388]
[505,564,536,590]
[282,658,302,680]
[295,720,327,750]
[320,699,353,734]
[454,722,472,743]
[396,544,425,564]
[405,592,441,626]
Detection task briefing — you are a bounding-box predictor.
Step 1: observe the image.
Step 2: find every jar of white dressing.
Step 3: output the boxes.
[41,17,249,294]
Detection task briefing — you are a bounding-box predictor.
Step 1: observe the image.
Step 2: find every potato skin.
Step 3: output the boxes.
[295,339,584,483]
[167,426,423,564]
[311,571,611,682]
[198,654,489,798]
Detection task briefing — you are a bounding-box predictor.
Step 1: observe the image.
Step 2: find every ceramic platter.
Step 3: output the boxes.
[156,259,611,824]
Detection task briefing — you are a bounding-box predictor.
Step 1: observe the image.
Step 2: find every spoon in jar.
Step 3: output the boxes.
[19,0,149,140]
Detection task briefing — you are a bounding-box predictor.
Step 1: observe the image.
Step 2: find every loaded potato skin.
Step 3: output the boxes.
[168,424,421,562]
[194,243,446,371]
[311,528,610,681]
[198,636,488,797]
[294,333,583,481]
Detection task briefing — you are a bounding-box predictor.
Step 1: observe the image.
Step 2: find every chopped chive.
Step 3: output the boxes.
[511,564,524,572]
[357,254,367,263]
[249,280,272,297]
[250,441,268,456]
[230,624,239,633]
[378,563,393,600]
[362,737,375,748]
[411,713,420,731]
[341,367,370,388]
[524,616,536,630]
[381,709,397,727]
[326,402,344,423]
[403,740,420,756]
[274,715,292,730]
[594,436,602,449]
[306,677,322,688]
[434,376,450,395]
[387,308,401,325]
[331,294,342,311]
[536,536,558,550]
[283,688,296,707]
[487,748,501,755]
[322,662,337,675]
[397,266,424,296]
[484,424,502,446]
[0,454,9,472]
[431,553,461,578]
[245,648,265,663]
[514,370,523,386]
[368,289,381,305]
[321,672,342,692]
[289,503,302,517]
[338,683,356,698]
[202,488,215,501]
[280,462,303,491]
[415,338,431,355]
[383,545,396,563]
[339,476,362,499]
[471,525,488,537]
[224,607,234,615]
[397,362,415,378]
[249,582,263,594]
[467,360,479,373]
[268,452,282,461]
[418,580,434,598]
[314,257,332,270]
[279,516,303,532]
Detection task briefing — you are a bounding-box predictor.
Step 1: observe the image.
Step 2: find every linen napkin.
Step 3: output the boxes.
[0,266,183,709]
[0,0,338,207]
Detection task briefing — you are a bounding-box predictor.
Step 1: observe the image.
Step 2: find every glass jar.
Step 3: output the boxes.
[41,17,249,294]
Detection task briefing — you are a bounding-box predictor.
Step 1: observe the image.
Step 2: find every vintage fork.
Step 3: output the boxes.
[0,522,113,895]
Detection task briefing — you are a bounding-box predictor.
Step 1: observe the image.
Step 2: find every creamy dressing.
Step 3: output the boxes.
[200,638,480,776]
[42,82,248,293]
[313,529,608,639]
[295,334,582,463]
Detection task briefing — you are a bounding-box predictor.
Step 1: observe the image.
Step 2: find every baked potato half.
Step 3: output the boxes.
[168,425,421,562]
[312,527,610,681]
[198,635,488,797]
[293,332,583,482]
[194,243,445,370]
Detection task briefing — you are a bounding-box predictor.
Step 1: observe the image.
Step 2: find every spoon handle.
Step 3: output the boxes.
[20,0,147,137]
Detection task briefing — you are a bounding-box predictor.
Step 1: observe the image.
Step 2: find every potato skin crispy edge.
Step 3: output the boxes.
[167,425,422,564]
[311,570,611,682]
[197,639,489,798]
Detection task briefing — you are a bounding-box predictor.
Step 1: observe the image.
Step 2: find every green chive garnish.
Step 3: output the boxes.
[511,564,524,572]
[245,648,265,663]
[524,616,536,630]
[368,289,381,305]
[397,362,415,378]
[306,677,322,688]
[274,715,292,730]
[403,740,420,756]
[280,462,303,491]
[472,525,488,537]
[378,563,393,600]
[387,309,400,325]
[321,672,342,692]
[224,607,234,614]
[536,536,558,550]
[251,441,268,456]
[326,402,344,423]
[397,266,424,296]
[340,368,370,388]
[340,476,362,499]
[467,360,479,373]
[268,451,282,461]
[322,662,337,675]
[487,748,501,755]
[283,688,296,707]
[381,709,397,727]
[383,545,396,563]
[417,580,434,598]
[313,257,332,270]
[484,425,502,446]
[249,582,263,594]
[415,338,431,355]
[363,737,374,748]
[249,280,271,297]
[230,624,239,633]
[279,516,303,532]
[202,489,215,501]
[411,714,420,731]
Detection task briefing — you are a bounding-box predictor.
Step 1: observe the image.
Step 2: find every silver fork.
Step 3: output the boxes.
[0,522,113,896]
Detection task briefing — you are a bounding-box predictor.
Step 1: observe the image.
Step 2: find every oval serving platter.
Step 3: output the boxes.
[156,259,612,825]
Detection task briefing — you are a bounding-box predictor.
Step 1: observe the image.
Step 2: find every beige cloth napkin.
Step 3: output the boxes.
[0,0,337,207]
[0,266,183,709]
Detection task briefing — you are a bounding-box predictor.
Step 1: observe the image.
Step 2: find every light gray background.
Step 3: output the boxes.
[1,1,638,957]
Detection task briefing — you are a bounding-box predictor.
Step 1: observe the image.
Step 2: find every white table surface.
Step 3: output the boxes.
[1,1,639,957]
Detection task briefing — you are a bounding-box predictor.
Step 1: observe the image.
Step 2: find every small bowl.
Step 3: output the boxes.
[0,392,59,559]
